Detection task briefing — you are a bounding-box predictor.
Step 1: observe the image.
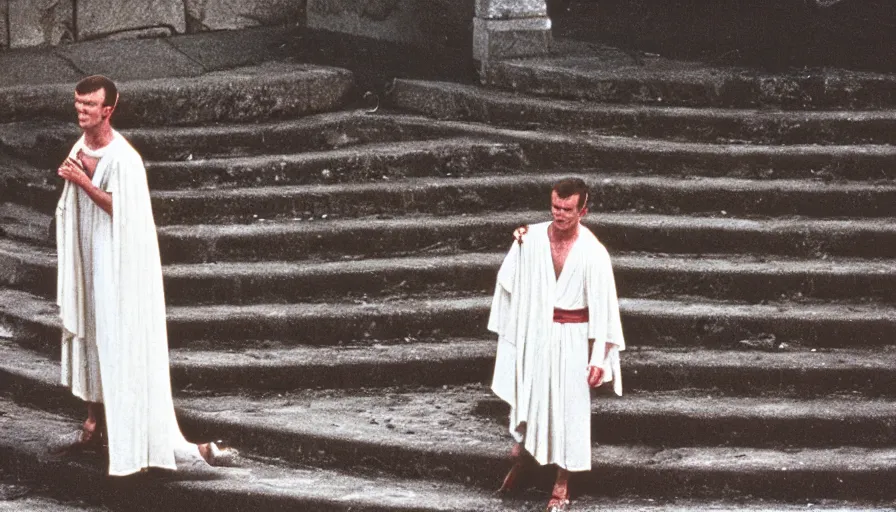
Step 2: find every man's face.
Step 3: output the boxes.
[74,89,110,131]
[551,191,586,233]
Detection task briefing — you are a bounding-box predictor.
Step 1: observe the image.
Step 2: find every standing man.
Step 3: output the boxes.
[488,178,625,511]
[53,75,231,475]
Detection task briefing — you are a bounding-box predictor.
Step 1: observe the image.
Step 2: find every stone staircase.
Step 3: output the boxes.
[0,46,895,510]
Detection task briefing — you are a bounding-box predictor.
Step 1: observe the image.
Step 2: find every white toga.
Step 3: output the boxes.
[488,221,625,471]
[56,131,205,476]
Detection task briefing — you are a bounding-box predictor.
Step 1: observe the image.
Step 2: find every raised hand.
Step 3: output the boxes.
[513,225,528,245]
[57,157,89,188]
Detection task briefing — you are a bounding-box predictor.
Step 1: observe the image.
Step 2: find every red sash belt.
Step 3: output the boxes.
[553,307,589,324]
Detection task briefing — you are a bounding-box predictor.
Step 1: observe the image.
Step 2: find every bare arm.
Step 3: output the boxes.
[58,157,113,217]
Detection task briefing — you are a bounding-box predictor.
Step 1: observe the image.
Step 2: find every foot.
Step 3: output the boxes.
[546,474,570,511]
[198,441,239,467]
[546,497,570,511]
[47,426,101,455]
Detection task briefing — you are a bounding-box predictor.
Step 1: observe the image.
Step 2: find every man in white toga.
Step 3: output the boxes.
[53,75,233,475]
[488,178,625,511]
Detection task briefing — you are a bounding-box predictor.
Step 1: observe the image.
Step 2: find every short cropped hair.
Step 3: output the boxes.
[552,178,589,210]
[75,75,118,108]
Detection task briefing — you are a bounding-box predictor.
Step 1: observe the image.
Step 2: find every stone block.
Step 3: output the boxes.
[307,0,473,48]
[475,0,546,19]
[8,0,74,48]
[75,0,185,41]
[184,0,306,32]
[473,16,551,62]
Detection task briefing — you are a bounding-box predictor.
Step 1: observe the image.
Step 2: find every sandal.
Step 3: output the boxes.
[199,441,240,467]
[546,475,571,511]
[47,427,102,455]
[546,498,570,512]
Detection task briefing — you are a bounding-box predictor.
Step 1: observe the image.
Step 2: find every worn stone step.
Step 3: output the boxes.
[176,392,896,501]
[6,235,896,306]
[484,56,896,109]
[155,212,896,263]
[0,62,355,127]
[3,342,894,452]
[0,111,465,171]
[148,174,896,225]
[3,399,882,512]
[4,325,894,407]
[2,358,894,503]
[144,138,525,191]
[0,399,554,512]
[3,287,894,354]
[389,79,896,144]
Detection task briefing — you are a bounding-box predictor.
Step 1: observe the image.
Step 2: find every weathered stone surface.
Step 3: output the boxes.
[475,0,546,19]
[56,37,203,81]
[8,0,74,48]
[0,1,9,49]
[184,0,306,32]
[75,0,185,41]
[306,0,473,47]
[473,16,551,61]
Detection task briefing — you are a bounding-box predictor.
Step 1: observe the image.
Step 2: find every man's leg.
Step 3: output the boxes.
[80,402,105,448]
[547,468,571,511]
[497,442,528,494]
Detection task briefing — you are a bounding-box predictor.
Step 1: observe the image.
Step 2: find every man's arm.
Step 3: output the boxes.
[58,157,113,216]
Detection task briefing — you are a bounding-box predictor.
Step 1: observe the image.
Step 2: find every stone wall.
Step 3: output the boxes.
[0,0,307,49]
[306,0,474,50]
[554,0,896,71]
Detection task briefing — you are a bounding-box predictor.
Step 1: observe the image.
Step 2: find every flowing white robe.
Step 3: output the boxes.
[56,131,204,476]
[488,221,624,471]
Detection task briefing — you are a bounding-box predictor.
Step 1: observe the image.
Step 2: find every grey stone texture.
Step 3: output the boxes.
[184,0,306,32]
[8,0,74,48]
[475,0,546,18]
[56,37,204,81]
[75,0,185,41]
[306,0,474,47]
[0,1,8,49]
[473,16,551,62]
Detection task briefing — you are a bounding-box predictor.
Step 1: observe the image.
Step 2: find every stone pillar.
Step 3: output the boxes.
[473,0,551,64]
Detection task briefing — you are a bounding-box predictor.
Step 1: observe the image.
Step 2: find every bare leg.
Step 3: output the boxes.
[497,442,528,494]
[547,468,571,511]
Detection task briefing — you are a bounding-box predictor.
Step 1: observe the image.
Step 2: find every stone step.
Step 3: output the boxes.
[0,111,465,170]
[144,138,525,191]
[178,392,896,501]
[483,56,896,109]
[2,359,895,503]
[0,63,355,127]
[10,171,889,228]
[2,399,881,512]
[3,342,895,452]
[3,288,894,354]
[155,212,896,263]
[5,237,896,305]
[389,79,896,144]
[149,174,896,225]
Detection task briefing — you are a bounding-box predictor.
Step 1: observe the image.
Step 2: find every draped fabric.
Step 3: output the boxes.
[56,132,203,476]
[488,222,624,471]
